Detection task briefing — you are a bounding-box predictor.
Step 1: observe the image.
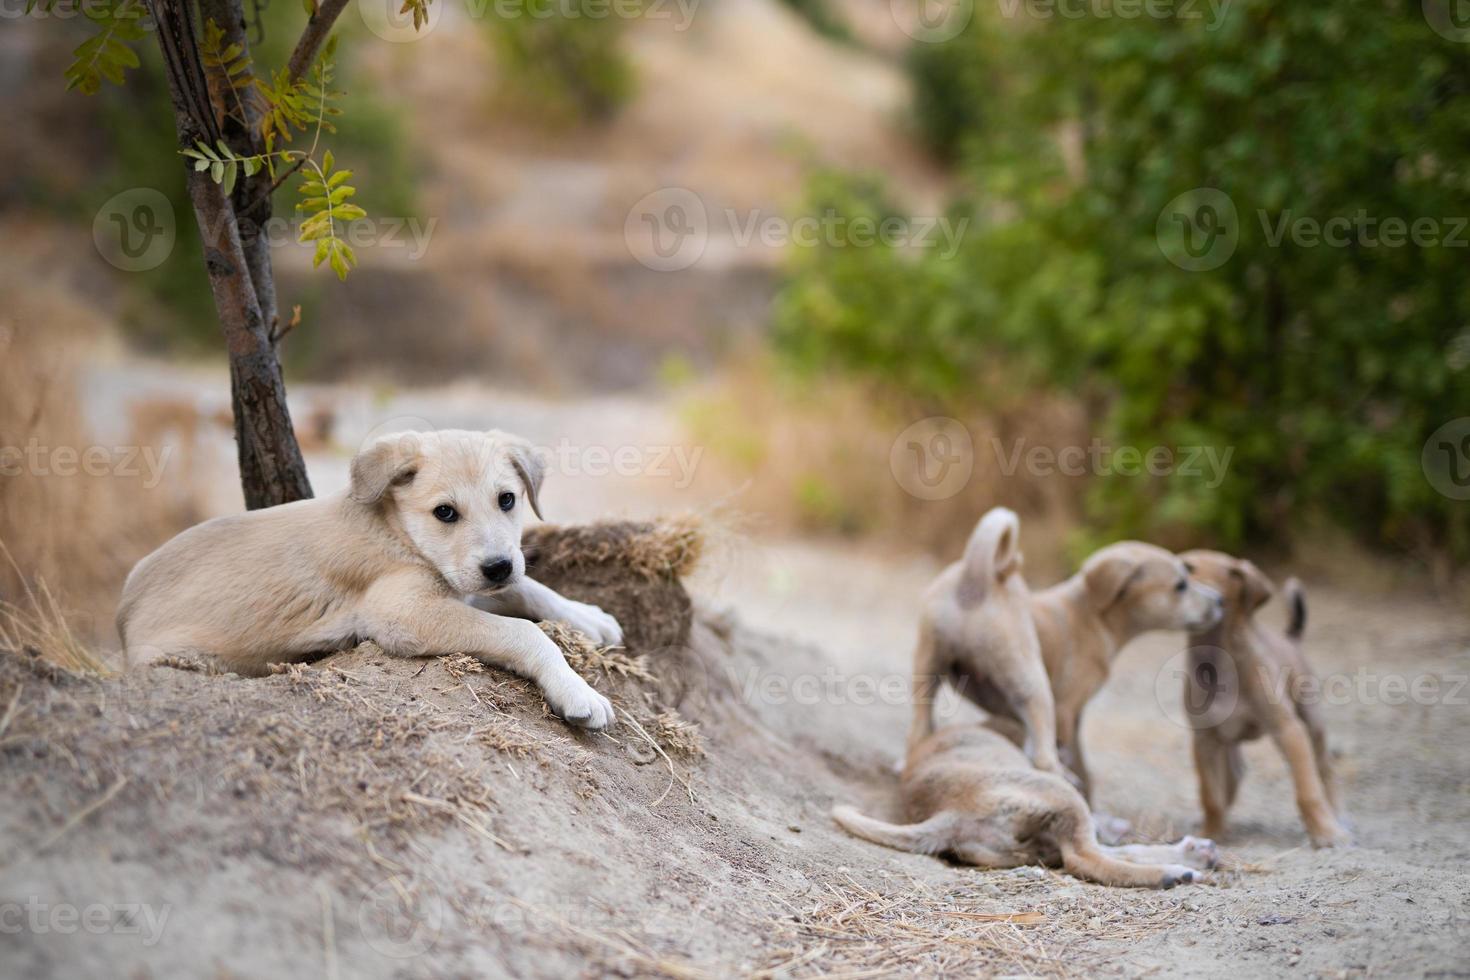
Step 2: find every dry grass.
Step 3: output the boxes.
[750,866,1211,978]
[0,544,107,676]
[0,259,201,652]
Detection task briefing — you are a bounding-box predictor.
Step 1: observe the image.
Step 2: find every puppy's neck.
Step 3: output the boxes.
[1048,575,1123,661]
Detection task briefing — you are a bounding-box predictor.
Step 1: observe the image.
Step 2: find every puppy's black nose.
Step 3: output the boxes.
[481,558,514,584]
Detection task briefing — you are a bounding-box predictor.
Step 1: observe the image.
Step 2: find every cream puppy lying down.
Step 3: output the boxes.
[118,429,622,729]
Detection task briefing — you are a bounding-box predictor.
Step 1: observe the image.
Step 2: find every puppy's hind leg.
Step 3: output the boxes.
[1053,802,1200,889]
[906,620,943,760]
[1193,731,1235,839]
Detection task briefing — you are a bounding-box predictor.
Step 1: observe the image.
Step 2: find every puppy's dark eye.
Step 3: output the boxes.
[1175,579,1188,593]
[433,504,458,523]
[498,491,516,512]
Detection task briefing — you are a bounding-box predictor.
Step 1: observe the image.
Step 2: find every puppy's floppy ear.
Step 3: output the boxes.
[493,431,545,520]
[350,432,423,504]
[1230,559,1274,614]
[1083,552,1142,613]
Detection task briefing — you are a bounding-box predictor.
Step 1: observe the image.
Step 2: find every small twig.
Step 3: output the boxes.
[286,0,351,82]
[318,881,338,980]
[0,685,22,741]
[39,776,129,851]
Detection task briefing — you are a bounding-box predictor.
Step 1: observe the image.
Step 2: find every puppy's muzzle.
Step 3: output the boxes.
[480,557,515,586]
[1191,585,1225,629]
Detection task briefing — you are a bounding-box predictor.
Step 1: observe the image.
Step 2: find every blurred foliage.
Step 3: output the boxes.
[483,0,635,124]
[58,2,420,350]
[776,2,1470,562]
[775,0,853,43]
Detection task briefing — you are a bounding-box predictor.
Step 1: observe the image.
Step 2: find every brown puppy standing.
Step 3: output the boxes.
[1178,551,1349,848]
[910,510,1224,799]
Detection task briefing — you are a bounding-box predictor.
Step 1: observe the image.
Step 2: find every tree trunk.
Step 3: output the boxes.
[146,0,312,509]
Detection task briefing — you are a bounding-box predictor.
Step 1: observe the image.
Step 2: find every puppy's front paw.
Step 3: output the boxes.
[1160,865,1202,889]
[1310,822,1352,849]
[1178,835,1221,870]
[558,600,624,649]
[544,674,616,731]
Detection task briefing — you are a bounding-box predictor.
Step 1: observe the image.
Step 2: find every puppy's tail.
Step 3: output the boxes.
[831,805,958,856]
[1283,577,1306,641]
[959,507,1022,600]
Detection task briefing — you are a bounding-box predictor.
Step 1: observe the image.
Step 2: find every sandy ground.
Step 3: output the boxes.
[2,367,1469,978]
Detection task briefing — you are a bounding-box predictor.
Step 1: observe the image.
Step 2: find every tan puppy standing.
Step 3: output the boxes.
[910,509,1225,798]
[118,429,622,729]
[840,512,1218,888]
[1178,551,1349,848]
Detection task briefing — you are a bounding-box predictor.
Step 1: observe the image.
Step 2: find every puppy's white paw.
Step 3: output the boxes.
[557,600,624,649]
[544,674,616,731]
[1179,835,1221,870]
[1160,865,1202,889]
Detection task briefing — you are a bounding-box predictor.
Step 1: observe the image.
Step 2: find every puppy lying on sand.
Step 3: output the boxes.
[1179,551,1349,847]
[835,724,1219,888]
[118,429,622,730]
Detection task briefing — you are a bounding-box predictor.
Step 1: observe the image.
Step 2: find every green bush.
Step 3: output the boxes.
[484,1,635,124]
[775,2,1470,561]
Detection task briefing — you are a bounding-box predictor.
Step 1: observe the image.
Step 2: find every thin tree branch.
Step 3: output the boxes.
[287,0,352,82]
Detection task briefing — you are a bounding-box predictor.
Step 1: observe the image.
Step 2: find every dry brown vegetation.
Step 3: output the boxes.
[681,352,1094,577]
[0,257,202,659]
